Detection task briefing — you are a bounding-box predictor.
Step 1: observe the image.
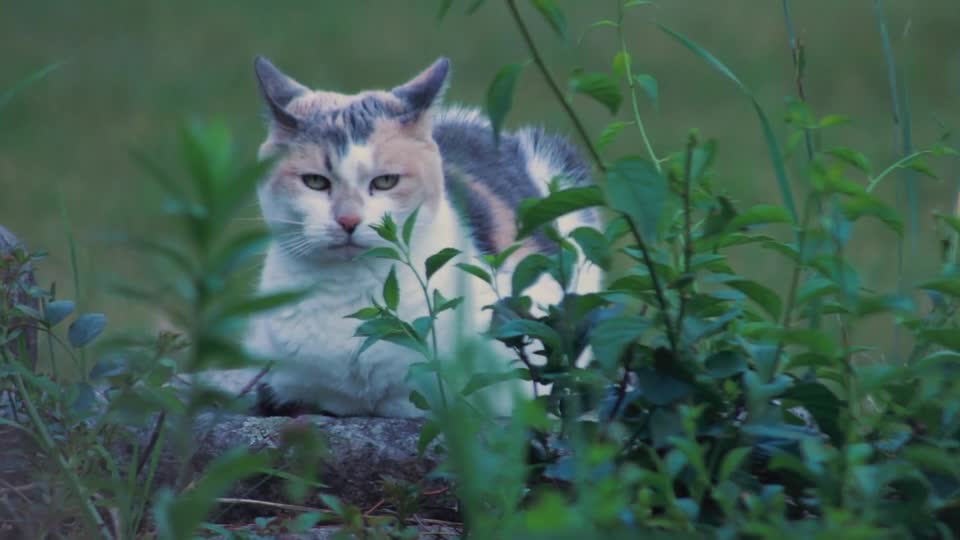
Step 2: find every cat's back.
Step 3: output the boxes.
[432,107,595,255]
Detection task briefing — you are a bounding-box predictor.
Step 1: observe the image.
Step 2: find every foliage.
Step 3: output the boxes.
[3,0,960,539]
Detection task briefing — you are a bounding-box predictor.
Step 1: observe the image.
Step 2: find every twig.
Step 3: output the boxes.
[505,0,606,172]
[216,497,336,516]
[422,486,450,497]
[0,480,37,504]
[3,390,20,424]
[364,498,386,517]
[135,412,166,477]
[238,364,272,397]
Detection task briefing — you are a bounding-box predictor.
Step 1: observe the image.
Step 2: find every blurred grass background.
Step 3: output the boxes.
[1,0,958,344]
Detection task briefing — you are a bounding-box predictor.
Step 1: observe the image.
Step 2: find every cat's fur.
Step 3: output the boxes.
[244,56,600,418]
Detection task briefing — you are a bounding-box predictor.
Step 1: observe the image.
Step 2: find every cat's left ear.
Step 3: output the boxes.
[391,58,450,119]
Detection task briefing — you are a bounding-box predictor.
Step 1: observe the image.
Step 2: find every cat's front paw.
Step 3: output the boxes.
[252,382,333,418]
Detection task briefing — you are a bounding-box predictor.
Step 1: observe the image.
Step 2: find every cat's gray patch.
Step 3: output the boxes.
[434,113,593,253]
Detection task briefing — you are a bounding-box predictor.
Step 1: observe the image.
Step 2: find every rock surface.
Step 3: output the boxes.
[189,413,444,510]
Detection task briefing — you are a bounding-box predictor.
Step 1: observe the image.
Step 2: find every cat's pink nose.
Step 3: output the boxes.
[336,215,362,234]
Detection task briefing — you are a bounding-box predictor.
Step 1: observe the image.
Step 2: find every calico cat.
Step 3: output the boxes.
[246,56,600,418]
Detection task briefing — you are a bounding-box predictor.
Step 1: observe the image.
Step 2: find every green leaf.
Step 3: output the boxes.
[705,351,746,379]
[217,289,307,320]
[612,51,631,78]
[362,246,403,261]
[483,244,523,271]
[782,382,845,444]
[605,157,667,241]
[725,205,791,231]
[436,0,455,20]
[490,319,562,350]
[44,300,75,326]
[461,368,529,396]
[624,0,656,7]
[425,247,461,280]
[633,74,659,111]
[919,277,960,298]
[512,253,553,296]
[728,279,782,320]
[840,194,903,235]
[719,447,752,483]
[418,420,441,456]
[401,207,420,247]
[570,226,612,270]
[829,147,872,173]
[409,390,430,411]
[456,262,492,285]
[345,307,381,321]
[920,329,960,351]
[590,316,648,373]
[517,186,604,237]
[597,121,628,151]
[636,369,693,406]
[569,71,622,114]
[383,266,399,311]
[372,214,398,244]
[433,289,464,314]
[486,62,526,145]
[531,0,567,38]
[68,313,107,348]
[658,24,797,224]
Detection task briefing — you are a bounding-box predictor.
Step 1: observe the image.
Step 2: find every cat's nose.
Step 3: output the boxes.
[336,214,362,234]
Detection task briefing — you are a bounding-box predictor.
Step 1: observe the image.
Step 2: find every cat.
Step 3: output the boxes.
[244,55,600,418]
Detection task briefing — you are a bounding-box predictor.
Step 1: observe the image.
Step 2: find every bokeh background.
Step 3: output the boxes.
[2,1,959,341]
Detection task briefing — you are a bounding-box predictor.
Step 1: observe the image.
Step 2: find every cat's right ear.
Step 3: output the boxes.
[254,56,309,133]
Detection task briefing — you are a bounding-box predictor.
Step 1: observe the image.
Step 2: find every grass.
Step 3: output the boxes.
[1,0,958,352]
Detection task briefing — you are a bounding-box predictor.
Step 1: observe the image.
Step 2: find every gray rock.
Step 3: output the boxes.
[147,413,453,524]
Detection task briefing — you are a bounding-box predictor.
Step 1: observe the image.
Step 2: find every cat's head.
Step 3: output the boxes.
[253,56,450,262]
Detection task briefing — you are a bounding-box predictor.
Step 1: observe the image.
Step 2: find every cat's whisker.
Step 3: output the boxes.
[234,217,306,226]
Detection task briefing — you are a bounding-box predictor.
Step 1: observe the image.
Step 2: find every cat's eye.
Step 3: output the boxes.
[301,174,331,191]
[370,174,400,191]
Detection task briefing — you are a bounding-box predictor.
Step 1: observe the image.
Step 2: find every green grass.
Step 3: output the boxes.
[1,0,958,348]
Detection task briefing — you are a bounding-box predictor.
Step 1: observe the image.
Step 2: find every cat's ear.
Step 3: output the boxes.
[254,56,309,133]
[391,58,450,117]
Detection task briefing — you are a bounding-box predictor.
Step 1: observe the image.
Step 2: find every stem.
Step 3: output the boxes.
[770,195,816,379]
[606,344,634,423]
[505,0,606,172]
[617,1,660,171]
[675,135,696,338]
[781,0,815,162]
[874,0,912,355]
[514,344,540,398]
[867,149,933,192]
[2,350,113,539]
[407,258,449,411]
[624,217,678,353]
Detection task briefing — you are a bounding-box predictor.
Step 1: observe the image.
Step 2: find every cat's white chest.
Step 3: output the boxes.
[247,253,433,417]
